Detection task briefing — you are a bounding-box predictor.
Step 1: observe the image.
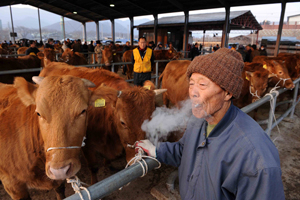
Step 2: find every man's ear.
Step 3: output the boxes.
[14,77,38,107]
[224,91,233,101]
[90,85,118,108]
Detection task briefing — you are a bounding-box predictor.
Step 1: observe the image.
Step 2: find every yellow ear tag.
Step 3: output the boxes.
[113,53,116,55]
[263,64,267,69]
[95,98,105,107]
[246,76,249,81]
[143,85,151,90]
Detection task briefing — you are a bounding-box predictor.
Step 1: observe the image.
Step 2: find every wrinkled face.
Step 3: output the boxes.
[102,47,113,66]
[35,76,91,180]
[189,73,228,122]
[138,38,147,49]
[114,88,156,162]
[268,60,294,89]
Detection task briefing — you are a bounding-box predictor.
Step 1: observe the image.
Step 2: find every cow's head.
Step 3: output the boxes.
[115,86,167,162]
[44,48,56,67]
[14,75,107,180]
[165,49,178,60]
[245,69,273,102]
[102,46,113,67]
[265,60,294,89]
[60,48,73,63]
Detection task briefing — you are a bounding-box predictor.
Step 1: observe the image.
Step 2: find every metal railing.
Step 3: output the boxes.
[63,77,300,200]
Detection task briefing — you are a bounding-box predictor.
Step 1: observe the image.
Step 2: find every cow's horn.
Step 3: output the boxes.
[32,76,44,85]
[154,89,167,96]
[81,78,96,88]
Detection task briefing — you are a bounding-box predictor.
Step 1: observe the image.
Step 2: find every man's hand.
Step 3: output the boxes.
[135,140,156,158]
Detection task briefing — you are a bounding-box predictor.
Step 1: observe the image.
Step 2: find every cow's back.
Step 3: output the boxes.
[161,60,191,107]
[40,62,130,90]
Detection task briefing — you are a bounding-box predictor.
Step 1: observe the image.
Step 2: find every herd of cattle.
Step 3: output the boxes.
[0,42,299,199]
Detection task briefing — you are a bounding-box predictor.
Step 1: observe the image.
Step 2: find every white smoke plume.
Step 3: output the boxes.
[141,99,193,147]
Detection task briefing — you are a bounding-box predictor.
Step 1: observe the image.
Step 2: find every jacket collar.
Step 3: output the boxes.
[207,102,238,138]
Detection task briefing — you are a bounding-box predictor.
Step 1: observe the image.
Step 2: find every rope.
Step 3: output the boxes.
[249,86,261,100]
[46,136,86,152]
[264,82,281,143]
[67,176,91,200]
[119,145,161,190]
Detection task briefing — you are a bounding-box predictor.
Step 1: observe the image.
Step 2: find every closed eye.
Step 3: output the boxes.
[80,109,86,115]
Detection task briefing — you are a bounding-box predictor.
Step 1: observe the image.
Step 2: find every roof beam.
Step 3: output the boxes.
[167,0,184,10]
[123,0,152,15]
[218,0,229,8]
[58,0,108,20]
[89,0,128,18]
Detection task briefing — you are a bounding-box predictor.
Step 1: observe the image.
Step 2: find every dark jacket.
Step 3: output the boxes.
[189,47,200,60]
[123,45,130,54]
[157,104,284,200]
[44,43,54,49]
[259,49,268,56]
[88,44,94,52]
[25,47,40,56]
[73,43,82,52]
[250,49,260,62]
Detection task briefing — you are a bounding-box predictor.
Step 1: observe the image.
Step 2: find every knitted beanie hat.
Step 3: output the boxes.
[186,48,244,99]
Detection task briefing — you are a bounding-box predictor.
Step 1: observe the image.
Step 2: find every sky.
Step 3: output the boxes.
[1,2,300,38]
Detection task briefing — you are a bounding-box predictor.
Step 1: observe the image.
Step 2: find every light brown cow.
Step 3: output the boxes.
[60,48,87,65]
[39,62,166,184]
[17,47,28,55]
[277,53,300,80]
[159,60,191,108]
[252,56,294,89]
[0,75,112,199]
[101,46,122,72]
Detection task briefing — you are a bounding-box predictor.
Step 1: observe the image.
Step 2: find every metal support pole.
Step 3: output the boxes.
[112,64,115,73]
[153,14,158,45]
[82,22,87,42]
[274,1,286,56]
[96,21,100,40]
[130,17,134,45]
[38,8,42,42]
[202,30,205,46]
[9,5,15,43]
[183,10,189,58]
[256,30,259,45]
[221,6,230,48]
[56,54,59,61]
[111,19,115,42]
[290,81,299,118]
[64,158,160,200]
[93,53,95,64]
[155,62,159,87]
[62,16,66,40]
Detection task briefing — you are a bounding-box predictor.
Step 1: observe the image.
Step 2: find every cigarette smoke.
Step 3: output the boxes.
[141,99,193,147]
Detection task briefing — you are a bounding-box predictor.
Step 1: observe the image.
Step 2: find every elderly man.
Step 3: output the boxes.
[136,48,284,200]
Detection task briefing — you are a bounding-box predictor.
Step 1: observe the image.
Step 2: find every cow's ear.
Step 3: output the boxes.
[143,80,155,90]
[14,77,38,107]
[245,71,253,81]
[90,85,118,108]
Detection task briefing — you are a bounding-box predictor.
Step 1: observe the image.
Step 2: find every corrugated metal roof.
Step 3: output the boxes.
[140,10,250,25]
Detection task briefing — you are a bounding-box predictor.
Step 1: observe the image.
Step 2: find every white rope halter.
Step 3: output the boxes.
[249,86,261,100]
[46,136,86,152]
[119,143,161,190]
[67,176,91,200]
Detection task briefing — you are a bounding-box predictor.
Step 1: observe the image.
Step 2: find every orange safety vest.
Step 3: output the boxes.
[133,48,152,73]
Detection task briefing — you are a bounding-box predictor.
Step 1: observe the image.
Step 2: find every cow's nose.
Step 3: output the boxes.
[49,164,71,180]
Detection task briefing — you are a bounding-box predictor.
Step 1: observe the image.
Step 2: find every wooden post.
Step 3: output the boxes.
[274,1,286,56]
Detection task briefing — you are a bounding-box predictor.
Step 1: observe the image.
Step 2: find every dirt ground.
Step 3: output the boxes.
[1,70,300,200]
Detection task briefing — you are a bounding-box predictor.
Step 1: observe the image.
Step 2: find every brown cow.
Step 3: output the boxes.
[17,47,28,55]
[0,55,41,84]
[0,75,110,199]
[277,53,300,80]
[39,62,166,184]
[252,56,294,89]
[233,65,271,108]
[101,46,122,72]
[60,48,87,65]
[159,60,191,108]
[122,50,133,79]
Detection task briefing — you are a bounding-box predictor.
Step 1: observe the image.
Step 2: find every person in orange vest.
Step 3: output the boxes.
[131,37,155,86]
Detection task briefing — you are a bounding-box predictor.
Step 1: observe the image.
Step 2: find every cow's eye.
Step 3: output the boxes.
[279,71,283,75]
[80,109,86,115]
[120,121,127,128]
[37,112,41,117]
